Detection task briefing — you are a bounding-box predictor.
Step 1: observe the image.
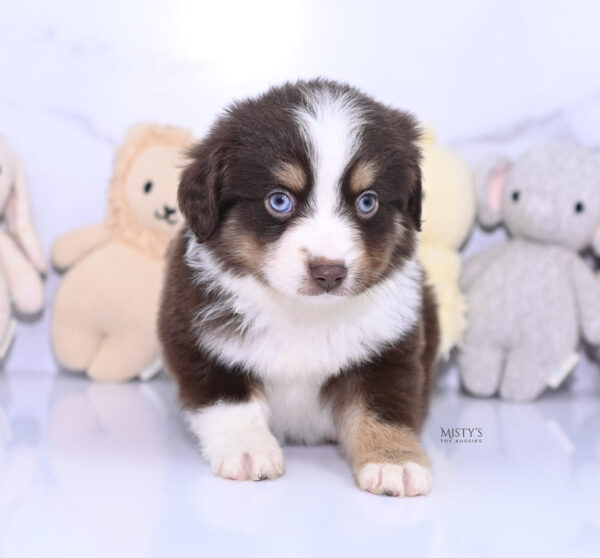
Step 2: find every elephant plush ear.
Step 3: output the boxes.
[476,156,511,229]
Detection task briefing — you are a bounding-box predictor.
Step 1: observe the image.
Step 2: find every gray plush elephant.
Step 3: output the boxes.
[459,143,600,401]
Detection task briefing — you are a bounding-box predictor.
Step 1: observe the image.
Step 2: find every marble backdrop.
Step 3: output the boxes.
[1,0,599,390]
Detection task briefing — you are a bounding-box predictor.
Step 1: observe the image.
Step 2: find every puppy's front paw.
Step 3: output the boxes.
[211,442,285,482]
[357,462,431,497]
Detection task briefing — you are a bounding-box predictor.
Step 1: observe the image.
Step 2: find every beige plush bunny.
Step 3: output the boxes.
[0,134,46,359]
[51,123,194,381]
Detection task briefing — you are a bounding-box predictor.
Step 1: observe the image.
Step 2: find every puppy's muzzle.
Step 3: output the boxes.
[309,262,347,293]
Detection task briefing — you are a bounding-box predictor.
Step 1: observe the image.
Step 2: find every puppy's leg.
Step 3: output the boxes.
[167,344,285,481]
[185,396,285,481]
[337,403,431,497]
[324,337,433,497]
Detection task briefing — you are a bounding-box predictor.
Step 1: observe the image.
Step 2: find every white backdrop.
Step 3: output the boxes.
[1,0,599,390]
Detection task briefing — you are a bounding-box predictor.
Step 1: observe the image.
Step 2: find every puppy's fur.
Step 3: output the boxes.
[159,79,439,497]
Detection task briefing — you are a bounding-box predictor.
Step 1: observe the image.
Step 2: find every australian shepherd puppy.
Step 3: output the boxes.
[158,79,439,497]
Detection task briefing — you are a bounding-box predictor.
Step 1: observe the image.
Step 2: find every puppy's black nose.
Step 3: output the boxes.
[164,205,176,217]
[310,262,347,292]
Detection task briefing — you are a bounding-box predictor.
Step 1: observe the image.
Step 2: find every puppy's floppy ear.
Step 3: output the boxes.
[178,139,228,242]
[407,173,423,232]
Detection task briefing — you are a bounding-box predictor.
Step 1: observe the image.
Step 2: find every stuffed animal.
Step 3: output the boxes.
[0,134,46,359]
[459,143,600,401]
[418,128,476,359]
[51,123,194,381]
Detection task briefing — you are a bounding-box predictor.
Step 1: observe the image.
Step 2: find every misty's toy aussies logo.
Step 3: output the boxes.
[440,427,483,444]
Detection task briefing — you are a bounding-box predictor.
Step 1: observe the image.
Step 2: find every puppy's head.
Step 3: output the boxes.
[180,79,422,299]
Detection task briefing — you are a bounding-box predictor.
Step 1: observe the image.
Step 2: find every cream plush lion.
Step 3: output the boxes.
[418,128,476,359]
[51,123,194,381]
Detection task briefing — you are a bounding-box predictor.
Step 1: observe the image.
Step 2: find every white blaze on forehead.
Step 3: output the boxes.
[295,90,366,210]
[292,90,366,261]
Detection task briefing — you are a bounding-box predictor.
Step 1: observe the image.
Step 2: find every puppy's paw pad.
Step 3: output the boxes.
[357,462,431,497]
[212,446,285,482]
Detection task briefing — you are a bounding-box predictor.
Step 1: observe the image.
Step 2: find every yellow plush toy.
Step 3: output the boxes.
[418,128,476,359]
[51,123,194,381]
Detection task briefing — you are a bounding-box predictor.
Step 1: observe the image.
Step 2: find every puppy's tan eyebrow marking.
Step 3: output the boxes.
[273,161,306,193]
[350,160,378,194]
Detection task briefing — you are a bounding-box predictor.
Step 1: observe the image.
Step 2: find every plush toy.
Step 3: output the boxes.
[459,143,600,401]
[418,128,476,359]
[0,134,46,359]
[51,123,194,381]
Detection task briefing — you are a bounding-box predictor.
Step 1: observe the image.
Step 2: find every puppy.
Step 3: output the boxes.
[158,79,439,497]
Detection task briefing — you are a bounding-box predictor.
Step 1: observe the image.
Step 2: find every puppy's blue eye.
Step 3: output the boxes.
[266,190,294,216]
[356,191,378,217]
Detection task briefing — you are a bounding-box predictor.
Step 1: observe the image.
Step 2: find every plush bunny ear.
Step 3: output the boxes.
[6,156,46,274]
[476,156,511,229]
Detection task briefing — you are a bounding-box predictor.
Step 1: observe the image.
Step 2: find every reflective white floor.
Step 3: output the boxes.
[1,371,599,558]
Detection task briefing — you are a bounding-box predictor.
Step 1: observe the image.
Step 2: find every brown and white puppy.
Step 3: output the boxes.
[158,79,439,497]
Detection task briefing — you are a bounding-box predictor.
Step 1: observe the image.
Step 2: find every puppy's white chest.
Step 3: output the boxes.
[220,312,377,380]
[265,378,336,444]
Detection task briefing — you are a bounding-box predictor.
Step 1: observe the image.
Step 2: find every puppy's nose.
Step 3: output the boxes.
[164,205,176,217]
[310,262,347,292]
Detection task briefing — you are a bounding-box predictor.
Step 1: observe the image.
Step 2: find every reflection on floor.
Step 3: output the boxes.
[0,372,598,558]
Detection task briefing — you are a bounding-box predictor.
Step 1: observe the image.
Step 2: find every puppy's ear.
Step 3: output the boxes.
[407,174,423,231]
[178,140,228,242]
